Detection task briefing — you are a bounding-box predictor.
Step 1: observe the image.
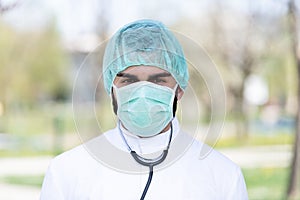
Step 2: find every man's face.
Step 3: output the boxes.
[111,65,184,115]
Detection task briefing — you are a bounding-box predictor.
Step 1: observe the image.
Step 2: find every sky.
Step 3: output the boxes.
[1,0,203,37]
[1,0,289,40]
[0,0,292,53]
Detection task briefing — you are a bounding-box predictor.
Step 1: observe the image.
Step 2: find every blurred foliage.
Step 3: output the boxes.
[258,17,297,104]
[175,8,297,139]
[0,103,80,156]
[0,19,70,112]
[0,101,117,156]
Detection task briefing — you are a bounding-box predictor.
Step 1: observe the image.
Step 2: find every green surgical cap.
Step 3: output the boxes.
[102,19,189,94]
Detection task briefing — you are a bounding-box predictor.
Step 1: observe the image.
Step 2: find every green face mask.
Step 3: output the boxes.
[113,81,177,137]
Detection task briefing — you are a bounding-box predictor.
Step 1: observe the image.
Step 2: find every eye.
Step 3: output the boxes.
[120,78,138,84]
[151,78,167,84]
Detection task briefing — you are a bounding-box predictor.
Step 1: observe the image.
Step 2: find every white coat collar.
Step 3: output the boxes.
[104,118,180,155]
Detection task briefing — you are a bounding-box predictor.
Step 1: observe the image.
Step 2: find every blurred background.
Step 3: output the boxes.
[0,0,300,199]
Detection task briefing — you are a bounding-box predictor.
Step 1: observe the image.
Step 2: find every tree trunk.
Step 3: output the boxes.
[287,0,300,199]
[287,60,300,199]
[233,82,248,138]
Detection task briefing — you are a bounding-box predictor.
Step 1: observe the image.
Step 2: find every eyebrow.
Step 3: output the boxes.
[116,73,138,79]
[148,72,171,79]
[116,72,171,79]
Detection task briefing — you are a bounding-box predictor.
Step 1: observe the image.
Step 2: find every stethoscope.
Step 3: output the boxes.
[118,120,173,200]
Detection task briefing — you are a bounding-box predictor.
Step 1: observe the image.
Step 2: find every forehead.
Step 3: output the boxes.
[120,65,168,75]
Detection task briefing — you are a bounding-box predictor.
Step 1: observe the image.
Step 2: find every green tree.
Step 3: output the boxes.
[0,20,70,112]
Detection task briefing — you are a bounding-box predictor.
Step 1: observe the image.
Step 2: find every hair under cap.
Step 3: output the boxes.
[102,19,189,94]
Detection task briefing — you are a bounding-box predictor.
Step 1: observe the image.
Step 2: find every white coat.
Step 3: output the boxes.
[40,119,248,200]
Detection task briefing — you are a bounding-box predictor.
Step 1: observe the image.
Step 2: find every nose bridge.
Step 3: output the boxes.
[132,82,149,98]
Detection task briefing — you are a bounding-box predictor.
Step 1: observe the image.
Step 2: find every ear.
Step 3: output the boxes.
[111,89,118,115]
[176,87,184,100]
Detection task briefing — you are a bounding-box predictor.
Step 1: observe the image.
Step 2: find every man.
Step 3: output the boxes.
[40,19,248,199]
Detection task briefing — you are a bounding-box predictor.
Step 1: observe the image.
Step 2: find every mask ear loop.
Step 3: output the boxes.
[117,120,173,200]
[172,83,179,100]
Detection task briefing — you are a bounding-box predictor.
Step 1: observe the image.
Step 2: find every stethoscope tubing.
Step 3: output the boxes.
[118,120,173,200]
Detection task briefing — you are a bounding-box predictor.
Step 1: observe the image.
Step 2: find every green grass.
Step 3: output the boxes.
[215,133,293,148]
[1,175,44,187]
[0,149,53,157]
[243,167,293,200]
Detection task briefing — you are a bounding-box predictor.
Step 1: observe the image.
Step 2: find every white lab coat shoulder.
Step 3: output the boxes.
[181,139,248,200]
[40,143,103,200]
